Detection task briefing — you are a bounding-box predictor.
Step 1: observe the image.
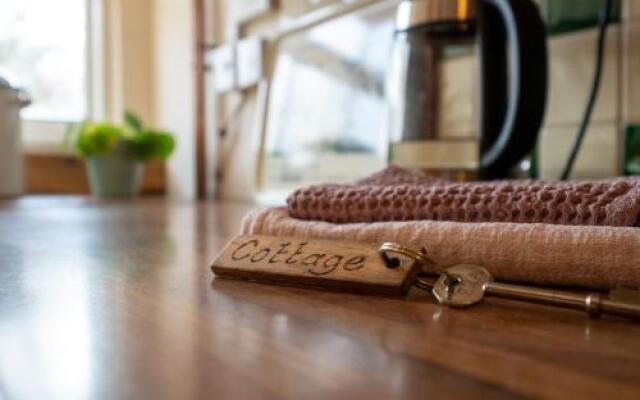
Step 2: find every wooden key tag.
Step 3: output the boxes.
[211,235,426,296]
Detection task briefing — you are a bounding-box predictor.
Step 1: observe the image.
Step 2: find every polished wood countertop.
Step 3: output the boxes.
[1,197,639,399]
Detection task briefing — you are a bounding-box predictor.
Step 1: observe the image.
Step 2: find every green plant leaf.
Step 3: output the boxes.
[124,110,143,133]
[127,130,175,161]
[70,110,175,161]
[75,122,123,158]
[150,131,176,160]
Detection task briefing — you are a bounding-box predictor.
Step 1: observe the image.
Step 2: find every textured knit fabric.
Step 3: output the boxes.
[243,207,640,289]
[287,166,640,227]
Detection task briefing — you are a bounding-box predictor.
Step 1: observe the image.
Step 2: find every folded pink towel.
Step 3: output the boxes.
[242,207,640,289]
[287,167,640,227]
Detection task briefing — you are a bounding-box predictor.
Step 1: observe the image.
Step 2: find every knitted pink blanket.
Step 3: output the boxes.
[287,167,640,227]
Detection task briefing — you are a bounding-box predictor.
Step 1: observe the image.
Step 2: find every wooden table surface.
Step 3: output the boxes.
[1,197,639,399]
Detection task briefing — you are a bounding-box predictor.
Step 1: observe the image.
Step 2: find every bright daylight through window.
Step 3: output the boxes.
[0,0,88,122]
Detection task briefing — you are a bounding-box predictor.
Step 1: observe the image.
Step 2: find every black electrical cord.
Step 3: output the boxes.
[560,0,613,180]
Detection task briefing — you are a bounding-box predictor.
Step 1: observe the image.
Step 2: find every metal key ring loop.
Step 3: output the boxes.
[378,242,434,270]
[378,243,437,291]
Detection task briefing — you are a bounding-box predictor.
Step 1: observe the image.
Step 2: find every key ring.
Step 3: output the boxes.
[378,242,438,291]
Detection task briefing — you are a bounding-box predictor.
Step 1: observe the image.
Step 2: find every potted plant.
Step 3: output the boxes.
[67,111,175,197]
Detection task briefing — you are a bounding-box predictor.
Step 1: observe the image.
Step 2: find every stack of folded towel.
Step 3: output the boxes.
[242,167,640,289]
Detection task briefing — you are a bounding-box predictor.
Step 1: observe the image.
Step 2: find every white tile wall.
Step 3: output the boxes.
[624,0,640,21]
[538,24,624,179]
[539,122,620,179]
[622,19,640,123]
[544,26,620,126]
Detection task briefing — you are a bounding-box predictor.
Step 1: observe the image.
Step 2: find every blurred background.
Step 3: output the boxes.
[0,0,639,203]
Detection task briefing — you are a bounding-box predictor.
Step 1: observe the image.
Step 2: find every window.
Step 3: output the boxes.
[262,1,394,194]
[0,0,89,122]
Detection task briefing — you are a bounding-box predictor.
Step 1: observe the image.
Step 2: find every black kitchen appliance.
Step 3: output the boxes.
[388,0,547,179]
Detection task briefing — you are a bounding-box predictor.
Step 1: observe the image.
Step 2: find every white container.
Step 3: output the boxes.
[0,76,30,197]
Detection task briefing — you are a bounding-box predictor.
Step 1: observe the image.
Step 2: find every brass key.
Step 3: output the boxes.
[432,264,640,319]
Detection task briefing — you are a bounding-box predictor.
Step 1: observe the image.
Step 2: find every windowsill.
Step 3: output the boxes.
[21,119,74,156]
[23,144,74,156]
[25,154,167,194]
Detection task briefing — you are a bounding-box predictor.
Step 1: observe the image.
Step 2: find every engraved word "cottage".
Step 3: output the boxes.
[230,239,367,276]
